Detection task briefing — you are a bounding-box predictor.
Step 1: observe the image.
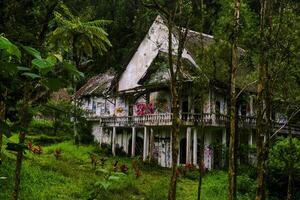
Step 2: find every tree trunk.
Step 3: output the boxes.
[197,105,205,200]
[167,13,182,200]
[12,131,26,200]
[228,1,240,200]
[286,126,293,200]
[255,0,270,199]
[0,101,5,162]
[12,100,31,200]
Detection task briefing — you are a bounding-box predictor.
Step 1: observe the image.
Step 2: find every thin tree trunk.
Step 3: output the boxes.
[12,131,26,200]
[255,0,270,199]
[228,0,240,200]
[0,101,5,161]
[197,104,205,200]
[12,99,31,200]
[286,126,293,200]
[167,12,182,200]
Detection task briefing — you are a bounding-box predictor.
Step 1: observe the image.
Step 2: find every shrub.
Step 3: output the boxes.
[237,175,256,199]
[99,143,112,156]
[115,145,127,157]
[267,137,300,200]
[54,148,62,160]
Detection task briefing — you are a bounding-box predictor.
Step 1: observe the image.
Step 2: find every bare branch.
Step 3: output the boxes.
[235,80,258,99]
[270,106,300,140]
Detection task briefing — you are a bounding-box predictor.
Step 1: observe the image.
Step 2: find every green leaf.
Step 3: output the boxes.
[0,36,21,60]
[21,72,40,79]
[22,46,41,59]
[7,45,21,60]
[53,53,63,62]
[46,55,57,66]
[108,176,120,181]
[62,62,84,78]
[0,36,12,49]
[32,58,52,69]
[17,66,31,71]
[95,168,109,174]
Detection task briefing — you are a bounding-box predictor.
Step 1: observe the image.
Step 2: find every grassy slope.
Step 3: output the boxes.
[0,137,230,200]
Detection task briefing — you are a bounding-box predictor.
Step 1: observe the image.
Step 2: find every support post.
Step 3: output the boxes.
[99,126,103,146]
[193,128,198,166]
[222,129,227,167]
[248,131,253,164]
[131,127,136,157]
[112,127,116,156]
[186,127,192,164]
[143,127,148,161]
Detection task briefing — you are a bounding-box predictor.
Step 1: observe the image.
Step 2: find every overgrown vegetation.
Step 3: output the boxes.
[1,137,273,200]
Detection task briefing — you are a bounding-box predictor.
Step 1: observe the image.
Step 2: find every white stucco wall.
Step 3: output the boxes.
[118,15,197,92]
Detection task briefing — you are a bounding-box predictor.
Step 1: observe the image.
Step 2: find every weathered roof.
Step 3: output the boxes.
[138,51,195,86]
[75,70,116,98]
[118,15,215,92]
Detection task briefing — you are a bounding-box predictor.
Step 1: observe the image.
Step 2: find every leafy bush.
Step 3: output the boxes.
[99,143,112,156]
[28,120,54,135]
[115,145,127,157]
[267,137,300,200]
[237,175,256,199]
[27,134,70,145]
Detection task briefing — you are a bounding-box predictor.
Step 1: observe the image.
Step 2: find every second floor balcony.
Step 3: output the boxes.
[86,112,300,134]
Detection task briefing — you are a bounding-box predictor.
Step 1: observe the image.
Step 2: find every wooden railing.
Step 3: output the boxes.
[93,112,259,128]
[86,112,300,134]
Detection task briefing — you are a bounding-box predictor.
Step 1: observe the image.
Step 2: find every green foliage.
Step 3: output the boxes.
[267,137,300,200]
[48,3,111,62]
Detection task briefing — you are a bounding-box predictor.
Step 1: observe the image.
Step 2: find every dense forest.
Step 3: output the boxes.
[0,0,299,200]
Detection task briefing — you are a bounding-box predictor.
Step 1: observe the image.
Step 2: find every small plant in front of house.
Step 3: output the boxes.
[113,160,118,172]
[32,145,43,155]
[94,168,126,191]
[100,158,107,167]
[120,164,129,174]
[27,140,33,151]
[27,141,43,154]
[90,153,98,169]
[132,160,141,178]
[184,163,195,171]
[54,148,62,160]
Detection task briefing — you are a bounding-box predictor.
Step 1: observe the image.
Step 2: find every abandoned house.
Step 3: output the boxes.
[75,16,300,169]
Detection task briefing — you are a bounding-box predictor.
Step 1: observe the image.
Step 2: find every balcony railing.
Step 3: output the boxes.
[86,111,300,134]
[88,112,256,128]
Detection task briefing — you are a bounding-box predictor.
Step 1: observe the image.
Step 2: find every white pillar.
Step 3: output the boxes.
[193,128,198,166]
[222,129,226,145]
[249,96,254,116]
[143,127,148,161]
[112,127,116,156]
[186,127,192,164]
[222,129,227,167]
[99,126,103,146]
[131,127,136,157]
[248,131,253,146]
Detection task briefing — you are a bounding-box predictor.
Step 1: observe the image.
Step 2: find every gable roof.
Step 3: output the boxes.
[117,15,216,92]
[75,69,116,98]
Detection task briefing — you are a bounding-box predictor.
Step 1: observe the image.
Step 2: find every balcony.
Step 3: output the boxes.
[86,112,300,134]
[87,112,255,128]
